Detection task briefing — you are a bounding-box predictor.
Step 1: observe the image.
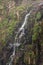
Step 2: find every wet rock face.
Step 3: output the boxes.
[0,43,14,65]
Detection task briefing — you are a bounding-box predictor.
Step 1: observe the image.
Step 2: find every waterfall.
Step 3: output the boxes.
[19,11,31,31]
[6,43,20,65]
[7,11,31,65]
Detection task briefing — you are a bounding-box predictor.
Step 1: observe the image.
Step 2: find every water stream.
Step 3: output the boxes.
[6,11,31,65]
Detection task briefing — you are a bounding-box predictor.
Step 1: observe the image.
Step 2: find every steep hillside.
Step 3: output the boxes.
[0,0,43,65]
[12,4,43,65]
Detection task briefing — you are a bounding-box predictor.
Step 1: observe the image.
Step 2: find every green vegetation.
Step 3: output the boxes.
[0,0,26,50]
[16,6,25,11]
[0,19,17,49]
[0,0,43,65]
[32,22,41,41]
[36,12,41,20]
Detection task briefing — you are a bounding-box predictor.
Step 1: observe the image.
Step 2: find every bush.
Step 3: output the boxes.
[32,22,41,41]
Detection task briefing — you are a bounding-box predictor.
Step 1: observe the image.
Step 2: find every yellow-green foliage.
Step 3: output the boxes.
[16,6,25,12]
[0,5,4,9]
[0,18,17,46]
[0,2,26,50]
[32,22,41,41]
[0,3,30,49]
[36,12,41,20]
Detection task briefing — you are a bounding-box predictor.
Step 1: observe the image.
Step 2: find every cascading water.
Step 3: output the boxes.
[15,11,31,39]
[19,11,31,31]
[7,11,31,65]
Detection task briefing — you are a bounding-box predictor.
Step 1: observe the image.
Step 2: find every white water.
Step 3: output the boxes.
[15,11,31,39]
[6,43,20,65]
[19,11,31,31]
[7,11,31,65]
